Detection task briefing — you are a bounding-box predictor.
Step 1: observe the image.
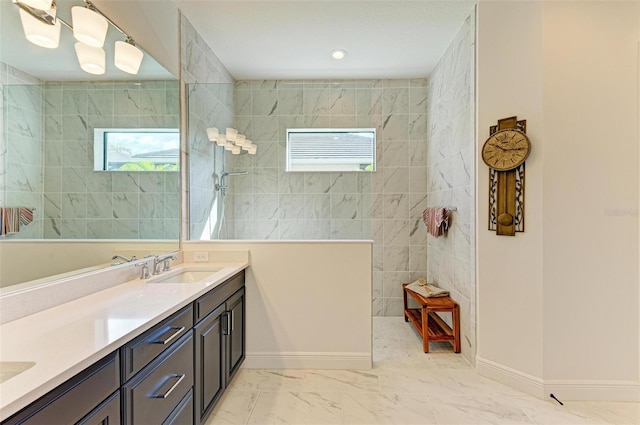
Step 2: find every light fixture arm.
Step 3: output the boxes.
[13,0,57,25]
[83,0,138,47]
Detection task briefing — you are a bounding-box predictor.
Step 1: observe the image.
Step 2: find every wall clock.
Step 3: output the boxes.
[483,116,529,236]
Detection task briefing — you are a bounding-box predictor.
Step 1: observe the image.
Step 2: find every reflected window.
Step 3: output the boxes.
[286,128,376,172]
[93,128,179,171]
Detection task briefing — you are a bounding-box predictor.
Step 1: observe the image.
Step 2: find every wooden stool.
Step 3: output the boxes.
[402,283,460,353]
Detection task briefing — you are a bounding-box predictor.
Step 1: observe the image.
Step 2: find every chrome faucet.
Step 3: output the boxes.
[153,253,178,275]
[112,254,137,265]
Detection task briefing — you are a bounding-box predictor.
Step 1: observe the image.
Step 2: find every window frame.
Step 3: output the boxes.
[285,128,377,173]
[93,128,180,172]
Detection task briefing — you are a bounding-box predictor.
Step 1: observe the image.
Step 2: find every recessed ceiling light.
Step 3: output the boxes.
[331,49,347,60]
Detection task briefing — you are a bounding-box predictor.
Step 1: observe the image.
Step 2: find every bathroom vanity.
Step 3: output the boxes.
[0,258,248,425]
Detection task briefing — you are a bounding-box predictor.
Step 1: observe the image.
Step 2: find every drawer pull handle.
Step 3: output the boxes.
[152,326,186,345]
[151,374,185,399]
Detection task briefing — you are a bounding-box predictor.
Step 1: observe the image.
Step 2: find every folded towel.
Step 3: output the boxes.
[1,207,34,236]
[406,278,450,298]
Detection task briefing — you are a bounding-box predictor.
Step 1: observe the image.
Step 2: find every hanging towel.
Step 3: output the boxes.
[422,207,450,238]
[1,207,34,236]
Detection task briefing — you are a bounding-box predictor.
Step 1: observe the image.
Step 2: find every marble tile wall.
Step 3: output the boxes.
[1,62,44,239]
[425,12,476,363]
[42,80,180,239]
[230,79,429,316]
[180,14,235,241]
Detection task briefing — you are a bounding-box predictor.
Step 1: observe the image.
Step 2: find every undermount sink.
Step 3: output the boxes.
[149,267,224,284]
[0,361,35,383]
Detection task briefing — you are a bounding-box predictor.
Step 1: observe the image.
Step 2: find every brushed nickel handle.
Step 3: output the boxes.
[152,326,185,345]
[150,374,185,399]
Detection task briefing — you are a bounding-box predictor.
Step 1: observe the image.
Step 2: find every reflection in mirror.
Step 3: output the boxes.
[0,0,180,290]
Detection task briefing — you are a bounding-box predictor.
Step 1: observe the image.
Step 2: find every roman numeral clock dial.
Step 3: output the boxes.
[482,121,531,236]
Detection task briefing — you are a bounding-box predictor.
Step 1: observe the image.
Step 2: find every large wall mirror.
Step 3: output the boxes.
[0,0,180,290]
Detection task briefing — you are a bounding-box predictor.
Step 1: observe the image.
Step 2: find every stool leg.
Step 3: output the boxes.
[402,285,409,322]
[422,306,429,353]
[453,304,461,353]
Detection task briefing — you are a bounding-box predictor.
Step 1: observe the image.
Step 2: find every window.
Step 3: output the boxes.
[93,128,180,172]
[286,128,376,172]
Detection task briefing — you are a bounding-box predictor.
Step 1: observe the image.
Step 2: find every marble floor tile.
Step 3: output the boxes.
[342,392,438,425]
[428,395,534,424]
[208,318,640,425]
[246,391,343,425]
[204,390,259,425]
[563,402,640,425]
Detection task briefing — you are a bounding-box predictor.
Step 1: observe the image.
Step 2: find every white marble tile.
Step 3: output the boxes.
[247,391,342,425]
[563,401,640,425]
[429,395,534,424]
[343,392,438,424]
[512,396,604,425]
[228,369,306,392]
[206,390,259,425]
[303,370,380,393]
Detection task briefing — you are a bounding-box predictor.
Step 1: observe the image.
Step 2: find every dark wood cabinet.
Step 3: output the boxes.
[2,269,246,425]
[2,352,119,425]
[194,271,246,425]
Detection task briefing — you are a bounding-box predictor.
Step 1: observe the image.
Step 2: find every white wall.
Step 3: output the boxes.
[183,241,373,369]
[477,1,640,401]
[476,1,545,387]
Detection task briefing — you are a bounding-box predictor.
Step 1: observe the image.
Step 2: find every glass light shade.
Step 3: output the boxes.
[19,0,53,10]
[231,145,242,155]
[247,146,257,155]
[74,42,105,75]
[19,9,60,49]
[72,6,108,47]
[224,142,234,151]
[114,41,144,74]
[226,128,238,141]
[215,135,227,146]
[235,134,246,146]
[206,127,219,141]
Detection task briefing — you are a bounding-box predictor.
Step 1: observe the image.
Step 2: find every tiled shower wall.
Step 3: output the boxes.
[1,62,44,239]
[180,14,235,240]
[42,80,179,239]
[229,79,430,316]
[425,12,476,363]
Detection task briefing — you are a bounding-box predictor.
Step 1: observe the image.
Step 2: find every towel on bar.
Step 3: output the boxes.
[422,207,450,238]
[1,207,34,236]
[406,278,450,298]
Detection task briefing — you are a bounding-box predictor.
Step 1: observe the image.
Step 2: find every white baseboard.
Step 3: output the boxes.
[544,380,640,402]
[476,356,545,398]
[477,356,640,401]
[243,352,372,370]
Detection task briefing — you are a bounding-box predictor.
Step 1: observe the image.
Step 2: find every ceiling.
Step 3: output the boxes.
[1,0,475,81]
[176,0,475,80]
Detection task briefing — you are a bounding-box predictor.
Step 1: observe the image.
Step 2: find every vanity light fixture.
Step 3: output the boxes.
[331,49,347,60]
[18,0,53,12]
[114,38,144,74]
[71,5,108,47]
[74,42,105,75]
[13,0,145,76]
[206,127,257,155]
[18,7,61,48]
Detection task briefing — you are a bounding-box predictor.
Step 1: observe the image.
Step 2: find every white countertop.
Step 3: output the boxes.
[0,261,249,421]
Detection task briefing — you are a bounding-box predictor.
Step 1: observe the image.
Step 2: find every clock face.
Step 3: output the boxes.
[482,129,531,171]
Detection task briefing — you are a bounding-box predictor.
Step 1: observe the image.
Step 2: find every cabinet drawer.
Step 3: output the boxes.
[121,304,193,382]
[122,331,194,425]
[2,352,119,425]
[195,270,245,322]
[162,388,193,425]
[76,391,120,425]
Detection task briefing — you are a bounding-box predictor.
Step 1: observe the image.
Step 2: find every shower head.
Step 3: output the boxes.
[221,171,249,177]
